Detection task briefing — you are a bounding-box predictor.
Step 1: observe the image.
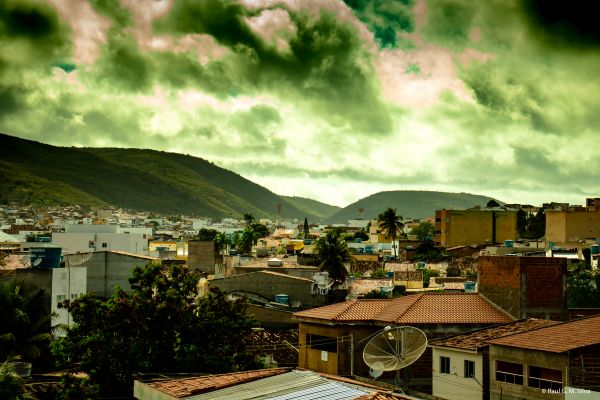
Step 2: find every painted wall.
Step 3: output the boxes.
[546,208,600,247]
[435,210,517,247]
[432,347,483,400]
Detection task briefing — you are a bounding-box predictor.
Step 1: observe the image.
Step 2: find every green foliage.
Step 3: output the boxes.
[0,362,22,400]
[243,213,254,226]
[370,268,387,278]
[303,218,310,238]
[377,207,404,259]
[567,262,600,308]
[57,263,259,397]
[314,231,351,284]
[197,228,218,241]
[422,268,440,288]
[517,209,545,239]
[363,289,388,299]
[486,199,500,208]
[55,373,99,400]
[409,221,435,241]
[0,282,53,365]
[412,242,447,262]
[353,229,369,241]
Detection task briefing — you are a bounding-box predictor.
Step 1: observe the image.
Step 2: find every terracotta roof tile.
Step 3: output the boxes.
[489,315,600,353]
[294,293,513,325]
[429,319,560,350]
[355,392,410,400]
[146,368,290,398]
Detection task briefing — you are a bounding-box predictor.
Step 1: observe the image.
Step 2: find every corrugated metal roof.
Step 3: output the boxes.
[186,370,373,400]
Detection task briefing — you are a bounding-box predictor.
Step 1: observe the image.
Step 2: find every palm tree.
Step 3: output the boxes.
[377,207,404,260]
[314,231,351,284]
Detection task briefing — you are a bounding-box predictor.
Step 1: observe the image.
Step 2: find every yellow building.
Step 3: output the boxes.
[546,198,600,247]
[435,209,517,247]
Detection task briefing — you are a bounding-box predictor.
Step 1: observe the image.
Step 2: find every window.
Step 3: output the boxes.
[306,334,337,353]
[496,360,523,385]
[464,360,475,378]
[88,240,95,248]
[101,242,107,248]
[70,293,79,300]
[440,356,450,374]
[528,366,562,391]
[56,294,66,305]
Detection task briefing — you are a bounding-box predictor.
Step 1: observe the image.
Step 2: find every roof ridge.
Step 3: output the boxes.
[335,300,361,320]
[388,293,423,323]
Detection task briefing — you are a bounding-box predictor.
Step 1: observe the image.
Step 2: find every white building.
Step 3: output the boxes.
[52,224,149,255]
[429,319,559,400]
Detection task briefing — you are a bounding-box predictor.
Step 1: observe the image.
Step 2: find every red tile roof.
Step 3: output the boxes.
[146,368,291,398]
[489,315,600,353]
[429,319,560,350]
[293,293,513,325]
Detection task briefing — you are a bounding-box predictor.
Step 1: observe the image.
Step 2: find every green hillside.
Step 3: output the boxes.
[280,196,340,221]
[0,133,327,221]
[327,190,501,222]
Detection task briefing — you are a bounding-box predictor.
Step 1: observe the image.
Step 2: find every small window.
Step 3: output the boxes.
[70,293,78,300]
[496,360,523,385]
[101,242,107,248]
[464,360,475,378]
[306,334,337,353]
[529,366,562,391]
[440,356,450,374]
[56,294,66,304]
[89,240,95,248]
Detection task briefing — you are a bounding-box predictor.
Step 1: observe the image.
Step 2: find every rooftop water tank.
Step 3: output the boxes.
[591,244,600,255]
[29,246,62,269]
[464,281,477,293]
[267,258,283,267]
[504,240,514,248]
[274,294,289,304]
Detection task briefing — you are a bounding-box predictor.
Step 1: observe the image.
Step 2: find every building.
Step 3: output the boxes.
[187,240,220,274]
[546,197,600,247]
[488,315,600,399]
[134,368,410,400]
[209,270,327,308]
[51,250,158,335]
[477,256,567,320]
[234,258,320,281]
[293,293,513,390]
[435,209,517,247]
[429,319,559,400]
[52,224,149,255]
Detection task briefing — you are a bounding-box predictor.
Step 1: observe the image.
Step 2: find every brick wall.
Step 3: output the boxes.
[478,256,522,318]
[569,344,600,391]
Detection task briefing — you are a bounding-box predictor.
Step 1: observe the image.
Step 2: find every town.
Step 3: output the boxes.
[2,198,600,399]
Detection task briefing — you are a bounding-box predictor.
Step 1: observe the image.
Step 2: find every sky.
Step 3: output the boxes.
[1,0,600,207]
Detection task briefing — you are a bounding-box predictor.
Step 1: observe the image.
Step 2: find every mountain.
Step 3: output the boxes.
[280,196,340,221]
[326,190,501,223]
[0,133,331,221]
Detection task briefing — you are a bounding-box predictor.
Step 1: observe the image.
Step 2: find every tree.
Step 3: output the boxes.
[486,199,500,208]
[303,218,310,238]
[353,230,369,242]
[243,213,254,227]
[57,263,259,397]
[197,228,218,241]
[214,232,230,254]
[314,231,351,284]
[377,208,404,259]
[409,222,435,241]
[0,282,53,366]
[567,262,600,308]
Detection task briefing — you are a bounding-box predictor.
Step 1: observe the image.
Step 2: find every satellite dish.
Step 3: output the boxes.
[31,258,43,267]
[369,368,383,379]
[65,252,93,266]
[20,255,31,268]
[363,326,427,371]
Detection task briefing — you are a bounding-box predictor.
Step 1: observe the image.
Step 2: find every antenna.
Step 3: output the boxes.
[362,326,427,373]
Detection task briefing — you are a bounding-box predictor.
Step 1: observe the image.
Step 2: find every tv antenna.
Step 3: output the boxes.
[362,326,427,384]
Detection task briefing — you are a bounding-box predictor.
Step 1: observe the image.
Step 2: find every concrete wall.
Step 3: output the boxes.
[52,267,87,336]
[478,256,566,320]
[435,210,517,247]
[187,241,219,274]
[546,208,600,247]
[53,232,148,254]
[489,345,566,400]
[432,347,483,400]
[84,252,153,297]
[210,271,326,308]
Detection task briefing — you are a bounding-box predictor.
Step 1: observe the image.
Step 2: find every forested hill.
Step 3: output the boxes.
[327,190,501,222]
[0,133,336,221]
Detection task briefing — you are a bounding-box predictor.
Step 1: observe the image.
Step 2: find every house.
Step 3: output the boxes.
[293,293,513,391]
[435,209,517,247]
[133,368,410,399]
[209,270,327,309]
[52,224,149,255]
[488,315,600,400]
[429,318,559,400]
[477,256,567,320]
[234,258,320,280]
[546,197,600,247]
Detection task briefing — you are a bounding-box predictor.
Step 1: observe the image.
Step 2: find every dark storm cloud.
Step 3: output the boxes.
[153,0,392,134]
[343,0,415,49]
[521,0,600,49]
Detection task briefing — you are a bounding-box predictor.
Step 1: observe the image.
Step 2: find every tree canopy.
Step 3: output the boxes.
[409,221,435,241]
[377,207,404,259]
[314,231,351,284]
[56,262,259,397]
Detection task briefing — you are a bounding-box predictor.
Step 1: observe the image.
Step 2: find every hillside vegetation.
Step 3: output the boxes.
[0,133,336,221]
[327,190,501,222]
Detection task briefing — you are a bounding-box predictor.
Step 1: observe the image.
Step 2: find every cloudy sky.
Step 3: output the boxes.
[1,0,599,207]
